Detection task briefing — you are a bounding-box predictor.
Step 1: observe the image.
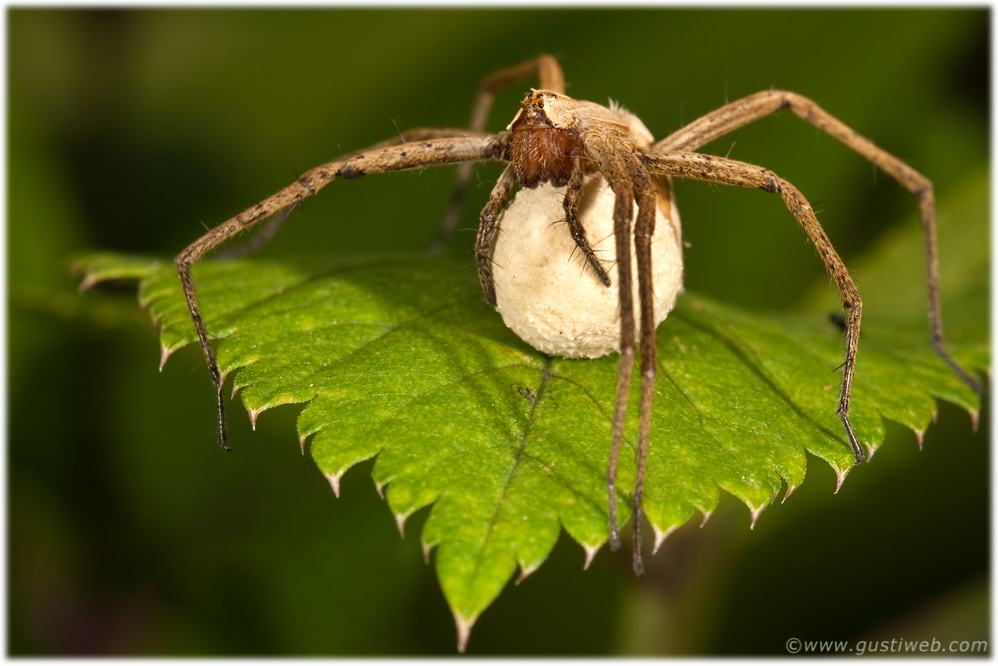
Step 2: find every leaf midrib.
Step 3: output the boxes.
[470,358,554,584]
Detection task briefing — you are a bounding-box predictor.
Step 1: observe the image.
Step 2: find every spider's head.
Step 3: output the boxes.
[507,89,583,188]
[507,89,575,132]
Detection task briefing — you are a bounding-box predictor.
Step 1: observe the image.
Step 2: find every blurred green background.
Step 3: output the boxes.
[9,8,989,655]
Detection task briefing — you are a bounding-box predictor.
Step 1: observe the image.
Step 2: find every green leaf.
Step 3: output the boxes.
[72,172,987,649]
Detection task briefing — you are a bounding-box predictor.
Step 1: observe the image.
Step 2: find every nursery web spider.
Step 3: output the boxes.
[176,54,982,576]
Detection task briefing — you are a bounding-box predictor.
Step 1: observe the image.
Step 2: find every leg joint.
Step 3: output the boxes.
[337,163,366,180]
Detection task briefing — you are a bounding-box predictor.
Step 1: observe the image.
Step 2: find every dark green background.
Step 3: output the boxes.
[9,8,989,655]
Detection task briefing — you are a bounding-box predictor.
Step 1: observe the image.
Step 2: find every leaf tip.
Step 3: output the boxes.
[299,434,308,455]
[324,471,343,498]
[582,543,600,570]
[454,612,475,653]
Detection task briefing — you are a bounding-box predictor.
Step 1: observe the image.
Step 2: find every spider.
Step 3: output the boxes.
[175,54,982,576]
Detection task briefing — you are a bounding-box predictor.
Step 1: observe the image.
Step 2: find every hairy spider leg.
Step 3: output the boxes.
[215,201,298,260]
[176,135,508,451]
[639,151,866,463]
[586,148,669,576]
[591,149,638,558]
[563,157,613,288]
[626,152,661,576]
[476,164,517,306]
[215,128,495,261]
[653,90,982,398]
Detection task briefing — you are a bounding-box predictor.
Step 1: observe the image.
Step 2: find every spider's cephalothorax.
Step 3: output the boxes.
[174,55,983,593]
[507,90,584,187]
[506,89,654,188]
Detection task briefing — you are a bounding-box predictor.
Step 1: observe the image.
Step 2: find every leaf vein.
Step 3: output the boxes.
[471,359,553,583]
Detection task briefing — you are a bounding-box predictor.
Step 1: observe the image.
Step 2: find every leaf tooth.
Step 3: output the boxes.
[247,407,261,430]
[782,484,797,504]
[395,512,407,538]
[421,540,432,564]
[137,292,154,311]
[970,408,979,432]
[299,434,308,455]
[700,510,712,527]
[515,563,538,585]
[749,505,765,530]
[652,524,677,554]
[834,467,850,494]
[374,481,385,499]
[324,471,343,498]
[914,429,925,450]
[453,612,476,654]
[77,273,99,293]
[158,344,174,371]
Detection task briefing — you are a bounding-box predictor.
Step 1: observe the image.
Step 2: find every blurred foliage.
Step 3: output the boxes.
[9,8,989,655]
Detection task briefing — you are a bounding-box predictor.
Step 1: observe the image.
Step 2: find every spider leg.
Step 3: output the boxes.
[216,128,492,260]
[476,164,517,306]
[563,157,612,287]
[364,127,495,151]
[588,150,636,555]
[654,90,982,397]
[640,151,866,464]
[624,153,660,577]
[215,202,297,260]
[431,54,566,251]
[176,134,509,451]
